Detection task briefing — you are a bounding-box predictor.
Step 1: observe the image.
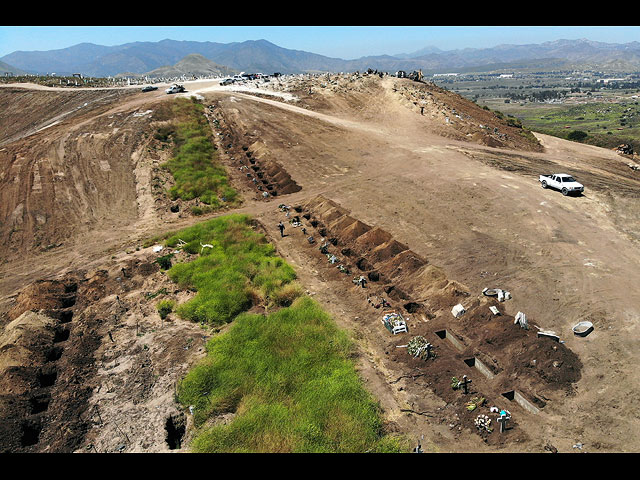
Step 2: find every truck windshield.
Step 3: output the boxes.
[562,177,576,182]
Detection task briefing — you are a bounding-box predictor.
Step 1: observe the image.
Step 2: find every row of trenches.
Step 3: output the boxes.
[0,261,153,452]
[206,102,302,200]
[233,146,302,199]
[0,278,78,452]
[0,248,210,453]
[281,195,583,445]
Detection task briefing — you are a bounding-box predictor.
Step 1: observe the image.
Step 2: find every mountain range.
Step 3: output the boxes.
[3,38,640,77]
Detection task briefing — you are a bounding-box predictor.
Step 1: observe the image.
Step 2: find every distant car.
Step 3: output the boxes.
[165,84,185,94]
[141,85,157,92]
[220,78,234,86]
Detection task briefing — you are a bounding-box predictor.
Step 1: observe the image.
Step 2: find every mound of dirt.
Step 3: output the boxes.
[7,279,77,322]
[276,74,543,154]
[0,273,85,453]
[300,195,455,312]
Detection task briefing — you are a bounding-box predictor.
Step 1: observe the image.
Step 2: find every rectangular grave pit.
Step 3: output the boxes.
[501,390,540,415]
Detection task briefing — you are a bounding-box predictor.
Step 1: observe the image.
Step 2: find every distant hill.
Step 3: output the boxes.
[141,54,238,78]
[0,59,26,76]
[3,37,640,77]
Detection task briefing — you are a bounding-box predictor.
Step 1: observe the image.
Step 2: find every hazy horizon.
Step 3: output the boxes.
[1,26,640,60]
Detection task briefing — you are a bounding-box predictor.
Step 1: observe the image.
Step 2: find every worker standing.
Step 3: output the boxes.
[278,221,285,237]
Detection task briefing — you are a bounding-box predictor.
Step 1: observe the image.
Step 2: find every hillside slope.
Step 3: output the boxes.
[1,74,640,453]
[144,54,237,78]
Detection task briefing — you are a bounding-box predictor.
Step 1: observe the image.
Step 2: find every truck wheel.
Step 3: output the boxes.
[562,187,568,196]
[541,181,547,189]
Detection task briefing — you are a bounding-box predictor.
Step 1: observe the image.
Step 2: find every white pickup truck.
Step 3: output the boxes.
[165,84,185,94]
[539,173,584,196]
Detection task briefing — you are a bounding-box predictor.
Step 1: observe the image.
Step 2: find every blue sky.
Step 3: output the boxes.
[1,26,640,60]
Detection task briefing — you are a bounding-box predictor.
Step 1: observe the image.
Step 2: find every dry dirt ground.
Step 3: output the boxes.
[1,74,639,453]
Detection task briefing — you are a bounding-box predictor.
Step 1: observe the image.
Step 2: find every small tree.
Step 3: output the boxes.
[157,299,176,320]
[156,254,174,270]
[567,130,588,142]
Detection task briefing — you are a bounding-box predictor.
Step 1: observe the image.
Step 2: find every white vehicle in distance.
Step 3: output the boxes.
[165,84,185,94]
[539,173,584,196]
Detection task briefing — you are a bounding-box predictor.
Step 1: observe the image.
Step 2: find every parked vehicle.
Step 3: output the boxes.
[141,85,157,92]
[539,173,584,195]
[220,78,234,86]
[165,84,185,94]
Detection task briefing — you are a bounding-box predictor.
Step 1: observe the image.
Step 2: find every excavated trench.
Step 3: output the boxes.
[0,271,113,452]
[287,195,583,444]
[0,253,209,453]
[0,277,79,452]
[165,412,186,450]
[206,101,302,201]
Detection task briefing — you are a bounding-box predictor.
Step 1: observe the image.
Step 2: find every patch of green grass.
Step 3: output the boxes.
[162,214,407,452]
[178,296,408,453]
[160,98,239,208]
[164,214,298,326]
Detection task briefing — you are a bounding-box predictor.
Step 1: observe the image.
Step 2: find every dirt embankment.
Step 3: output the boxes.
[0,90,166,265]
[0,87,137,147]
[277,74,543,153]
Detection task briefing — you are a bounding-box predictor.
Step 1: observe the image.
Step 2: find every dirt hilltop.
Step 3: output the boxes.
[1,73,640,453]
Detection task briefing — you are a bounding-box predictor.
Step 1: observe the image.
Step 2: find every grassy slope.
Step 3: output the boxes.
[164,214,299,326]
[179,296,406,453]
[159,214,407,452]
[157,97,239,209]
